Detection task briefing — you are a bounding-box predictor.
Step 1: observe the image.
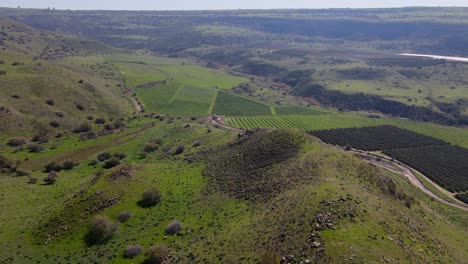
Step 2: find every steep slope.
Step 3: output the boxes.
[0,17,132,139]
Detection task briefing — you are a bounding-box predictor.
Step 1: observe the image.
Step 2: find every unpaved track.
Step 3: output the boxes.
[215,118,468,211]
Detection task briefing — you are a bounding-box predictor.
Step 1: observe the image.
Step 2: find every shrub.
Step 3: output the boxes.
[44,161,63,172]
[73,123,92,133]
[55,112,65,118]
[104,123,115,130]
[43,171,58,185]
[85,216,118,245]
[116,211,131,223]
[28,176,38,184]
[123,245,143,259]
[97,152,112,161]
[0,155,13,169]
[15,168,31,176]
[49,121,60,128]
[95,118,106,124]
[344,144,352,151]
[45,99,55,106]
[103,158,120,169]
[143,245,169,264]
[192,140,202,147]
[113,152,127,160]
[32,134,49,144]
[7,137,28,147]
[75,104,84,110]
[63,160,79,170]
[86,115,94,120]
[165,220,183,235]
[27,143,44,153]
[88,160,98,166]
[139,188,162,207]
[144,142,159,153]
[174,145,185,155]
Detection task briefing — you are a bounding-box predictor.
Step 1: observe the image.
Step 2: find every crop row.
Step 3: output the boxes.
[310,125,448,151]
[384,145,468,193]
[225,115,379,131]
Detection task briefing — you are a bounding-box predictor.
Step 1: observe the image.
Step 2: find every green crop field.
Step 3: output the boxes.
[158,65,248,90]
[164,86,216,115]
[135,82,180,113]
[226,114,468,148]
[116,62,167,87]
[274,106,329,115]
[213,91,273,116]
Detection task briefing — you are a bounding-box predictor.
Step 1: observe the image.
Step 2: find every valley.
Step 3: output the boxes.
[0,6,467,264]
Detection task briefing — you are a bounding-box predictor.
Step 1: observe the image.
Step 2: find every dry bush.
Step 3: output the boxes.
[103,158,120,169]
[43,171,58,185]
[165,220,183,235]
[15,168,31,176]
[116,211,132,223]
[27,143,45,153]
[123,245,143,259]
[7,137,28,147]
[143,245,169,264]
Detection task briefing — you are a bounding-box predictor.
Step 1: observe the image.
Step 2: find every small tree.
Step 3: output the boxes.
[139,188,162,207]
[85,216,118,245]
[165,220,183,235]
[143,245,169,264]
[123,245,143,259]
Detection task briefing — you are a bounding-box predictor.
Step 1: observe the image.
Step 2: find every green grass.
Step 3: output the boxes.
[116,62,167,87]
[135,82,180,113]
[226,114,468,148]
[158,65,247,89]
[213,91,273,116]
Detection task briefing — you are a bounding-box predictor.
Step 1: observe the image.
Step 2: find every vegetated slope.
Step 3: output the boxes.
[0,119,466,263]
[0,17,132,138]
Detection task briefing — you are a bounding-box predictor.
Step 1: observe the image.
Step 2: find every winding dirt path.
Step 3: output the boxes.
[348,149,468,211]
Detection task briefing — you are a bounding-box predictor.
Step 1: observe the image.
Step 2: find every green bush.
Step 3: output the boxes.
[139,188,162,207]
[85,216,118,245]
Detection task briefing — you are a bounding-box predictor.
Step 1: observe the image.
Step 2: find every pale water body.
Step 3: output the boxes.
[400,53,468,63]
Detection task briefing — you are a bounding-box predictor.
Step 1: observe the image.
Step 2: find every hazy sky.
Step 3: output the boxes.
[2,0,468,10]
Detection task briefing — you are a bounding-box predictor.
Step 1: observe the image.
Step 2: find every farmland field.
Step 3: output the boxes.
[310,125,448,151]
[274,106,328,115]
[213,91,272,116]
[384,145,468,193]
[226,114,468,148]
[164,86,216,115]
[135,82,180,113]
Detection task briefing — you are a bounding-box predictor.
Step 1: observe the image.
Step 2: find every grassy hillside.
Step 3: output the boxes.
[0,118,466,263]
[0,17,132,139]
